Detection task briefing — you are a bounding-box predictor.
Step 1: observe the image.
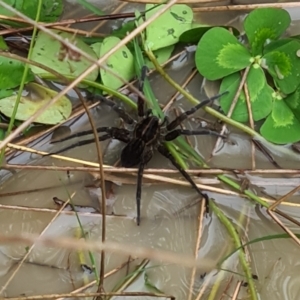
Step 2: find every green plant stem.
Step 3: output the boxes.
[109,259,149,299]
[209,200,258,300]
[40,74,137,110]
[217,174,269,207]
[0,1,42,165]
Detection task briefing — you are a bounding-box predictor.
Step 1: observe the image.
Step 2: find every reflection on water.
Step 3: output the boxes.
[1,1,300,299]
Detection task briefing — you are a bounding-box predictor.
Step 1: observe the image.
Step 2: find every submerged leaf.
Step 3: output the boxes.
[75,0,104,16]
[31,30,99,82]
[99,36,135,90]
[244,8,291,55]
[196,27,251,80]
[144,273,164,294]
[0,83,72,124]
[145,4,193,50]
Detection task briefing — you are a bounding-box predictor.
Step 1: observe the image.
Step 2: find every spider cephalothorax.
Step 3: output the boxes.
[50,80,226,225]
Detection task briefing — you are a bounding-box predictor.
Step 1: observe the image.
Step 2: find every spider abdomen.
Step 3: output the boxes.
[121,139,146,167]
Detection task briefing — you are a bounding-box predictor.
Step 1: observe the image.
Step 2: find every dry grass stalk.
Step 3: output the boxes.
[0,233,217,271]
[7,291,175,300]
[231,281,243,300]
[58,258,137,299]
[193,1,300,11]
[163,68,198,113]
[4,163,300,175]
[121,0,221,3]
[267,185,300,247]
[243,79,256,170]
[187,199,205,300]
[210,66,250,157]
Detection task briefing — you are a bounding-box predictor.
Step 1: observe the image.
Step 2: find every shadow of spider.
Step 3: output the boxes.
[49,72,227,225]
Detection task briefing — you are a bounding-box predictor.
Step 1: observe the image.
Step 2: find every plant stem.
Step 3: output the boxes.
[0,1,42,165]
[40,74,138,110]
[209,200,258,300]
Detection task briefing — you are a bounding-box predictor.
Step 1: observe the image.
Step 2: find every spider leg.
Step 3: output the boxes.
[51,127,129,144]
[136,149,153,225]
[48,135,111,155]
[49,127,131,155]
[93,94,135,125]
[158,145,209,202]
[166,92,228,131]
[164,129,226,141]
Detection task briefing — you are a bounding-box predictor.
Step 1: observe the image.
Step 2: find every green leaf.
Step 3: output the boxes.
[0,89,13,100]
[260,99,300,144]
[90,42,101,56]
[0,0,63,22]
[179,25,212,43]
[262,39,300,94]
[220,66,273,122]
[145,4,193,51]
[145,45,174,69]
[0,37,8,50]
[99,36,135,90]
[244,8,291,56]
[0,56,34,89]
[0,83,72,125]
[30,30,99,82]
[285,87,300,121]
[179,25,240,44]
[195,27,251,80]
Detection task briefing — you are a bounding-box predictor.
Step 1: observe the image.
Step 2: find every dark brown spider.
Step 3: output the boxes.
[50,77,226,225]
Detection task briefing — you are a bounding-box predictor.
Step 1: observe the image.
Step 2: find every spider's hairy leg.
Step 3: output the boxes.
[166,91,228,131]
[93,94,135,125]
[158,144,209,202]
[164,129,226,141]
[48,127,130,155]
[51,127,123,143]
[136,149,153,225]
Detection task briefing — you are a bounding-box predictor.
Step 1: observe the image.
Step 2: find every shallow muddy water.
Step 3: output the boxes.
[1,1,300,299]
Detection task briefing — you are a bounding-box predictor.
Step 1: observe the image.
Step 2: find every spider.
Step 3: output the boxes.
[49,76,226,225]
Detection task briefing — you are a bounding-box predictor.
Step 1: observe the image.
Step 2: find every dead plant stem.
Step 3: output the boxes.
[211,67,250,157]
[4,163,300,175]
[187,198,205,300]
[193,2,300,12]
[0,233,217,271]
[243,78,255,169]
